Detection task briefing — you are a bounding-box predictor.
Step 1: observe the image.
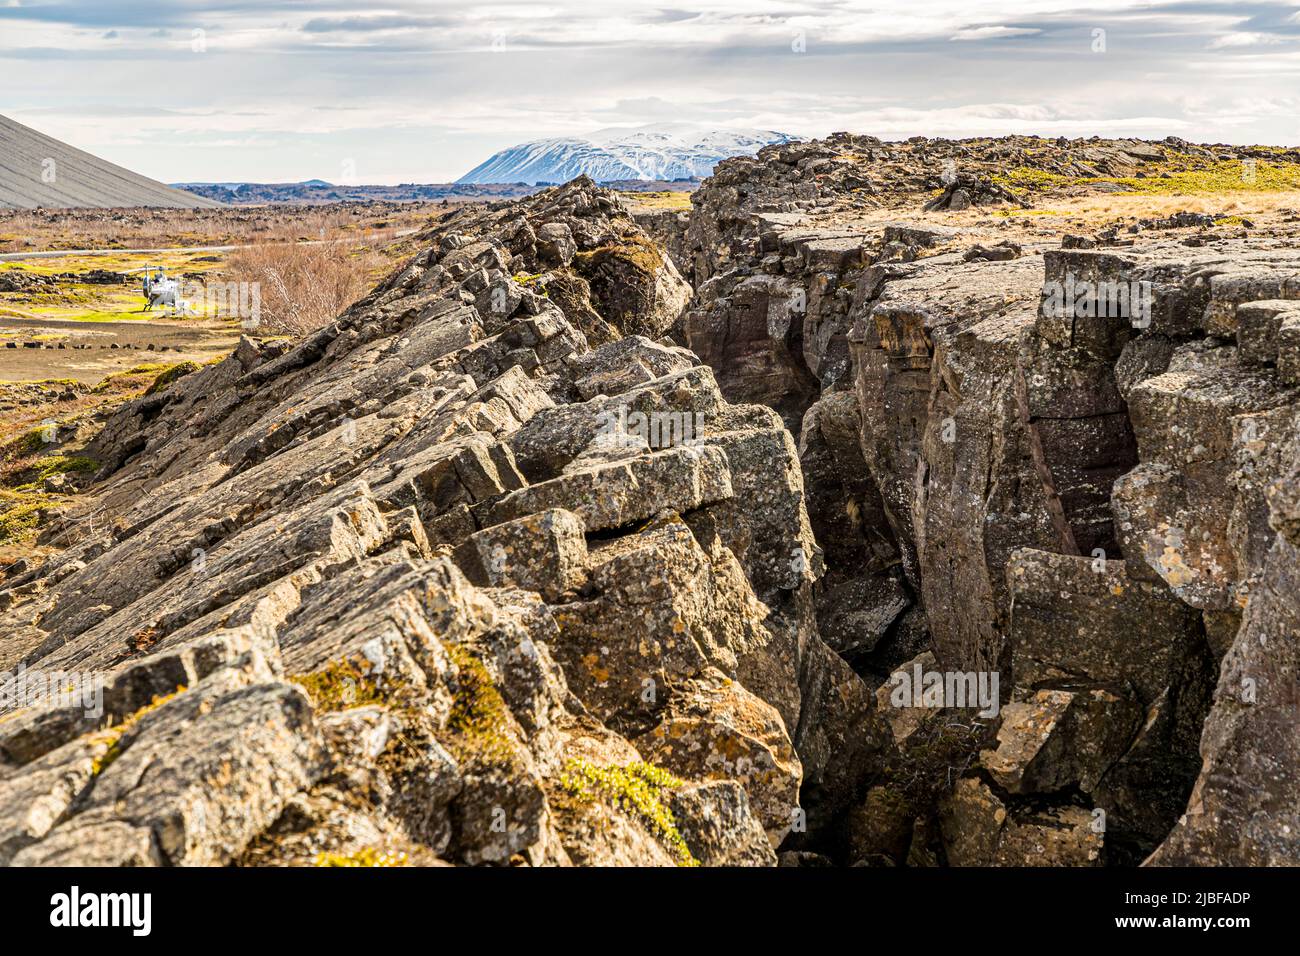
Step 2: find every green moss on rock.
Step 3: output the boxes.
[994,157,1300,199]
[557,758,698,867]
[573,235,665,276]
[442,642,517,768]
[314,847,409,867]
[144,361,200,396]
[288,657,386,713]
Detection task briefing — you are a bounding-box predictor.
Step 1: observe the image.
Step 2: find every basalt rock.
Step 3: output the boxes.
[0,176,890,868]
[676,135,1300,867]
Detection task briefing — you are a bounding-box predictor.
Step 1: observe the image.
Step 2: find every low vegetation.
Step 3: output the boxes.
[289,657,387,713]
[620,190,694,211]
[995,158,1300,200]
[225,239,385,336]
[442,642,518,768]
[0,203,433,256]
[314,848,410,867]
[556,758,698,867]
[0,488,54,545]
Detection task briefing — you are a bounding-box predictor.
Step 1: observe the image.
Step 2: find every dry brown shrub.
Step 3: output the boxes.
[224,240,383,337]
[0,202,432,256]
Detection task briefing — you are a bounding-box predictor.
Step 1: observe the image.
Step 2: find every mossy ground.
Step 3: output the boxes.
[91,362,194,395]
[0,414,100,545]
[144,361,200,395]
[620,191,693,212]
[0,251,230,325]
[995,156,1300,201]
[0,364,179,562]
[8,454,97,490]
[0,488,54,545]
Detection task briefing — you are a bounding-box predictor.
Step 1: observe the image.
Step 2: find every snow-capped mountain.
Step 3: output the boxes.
[457,125,798,185]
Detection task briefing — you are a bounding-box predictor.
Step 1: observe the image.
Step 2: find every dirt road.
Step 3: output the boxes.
[0,229,417,263]
[0,244,246,263]
[0,314,239,382]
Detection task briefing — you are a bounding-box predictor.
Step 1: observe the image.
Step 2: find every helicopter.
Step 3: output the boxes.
[124,265,188,314]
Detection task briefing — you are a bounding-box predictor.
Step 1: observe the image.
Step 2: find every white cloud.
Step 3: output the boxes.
[3,1,1299,181]
[949,26,1042,41]
[1209,32,1285,49]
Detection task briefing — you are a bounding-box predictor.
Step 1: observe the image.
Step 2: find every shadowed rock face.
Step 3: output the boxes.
[4,136,1300,868]
[674,134,1300,866]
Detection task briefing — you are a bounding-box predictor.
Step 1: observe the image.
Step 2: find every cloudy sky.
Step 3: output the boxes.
[3,0,1299,184]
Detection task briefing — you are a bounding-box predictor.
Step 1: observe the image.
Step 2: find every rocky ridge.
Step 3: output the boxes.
[2,134,1299,867]
[0,177,886,867]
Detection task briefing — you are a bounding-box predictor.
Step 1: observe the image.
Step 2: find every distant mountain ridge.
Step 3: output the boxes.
[0,113,220,210]
[174,178,704,206]
[175,180,545,205]
[457,125,798,185]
